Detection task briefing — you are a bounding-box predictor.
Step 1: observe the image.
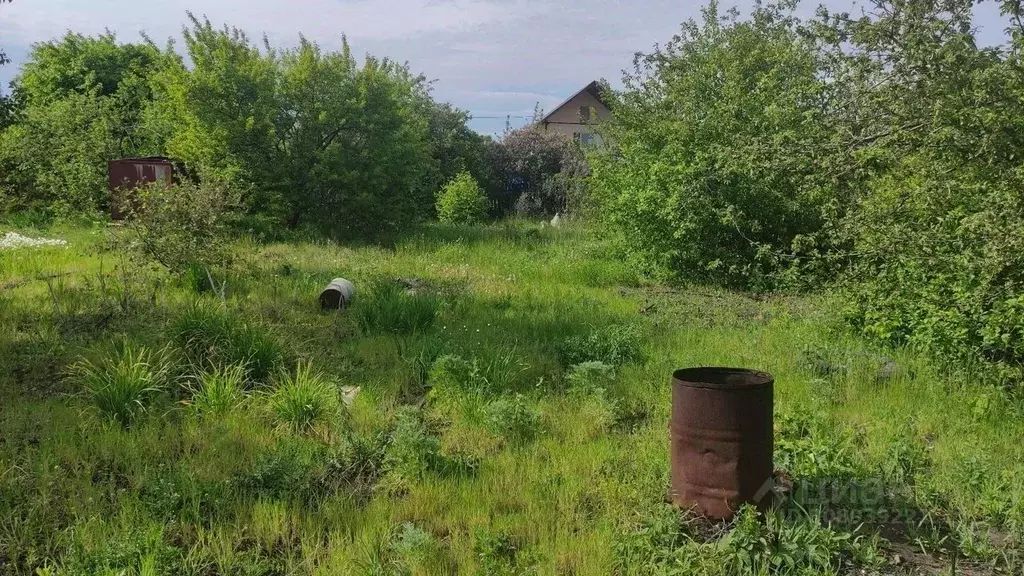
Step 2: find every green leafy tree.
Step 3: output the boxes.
[273,38,433,237]
[307,54,433,238]
[16,31,159,103]
[0,32,164,214]
[146,14,280,209]
[0,90,18,131]
[421,100,496,198]
[590,0,837,287]
[824,0,1024,378]
[436,171,488,225]
[0,90,117,212]
[148,17,436,238]
[273,37,359,228]
[486,126,588,217]
[0,12,502,239]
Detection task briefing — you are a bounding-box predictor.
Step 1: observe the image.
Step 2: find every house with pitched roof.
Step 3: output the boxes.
[539,80,611,144]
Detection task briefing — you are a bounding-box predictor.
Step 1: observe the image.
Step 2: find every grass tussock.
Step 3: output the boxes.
[354,279,440,335]
[74,343,173,427]
[187,362,246,416]
[269,362,343,435]
[174,302,289,384]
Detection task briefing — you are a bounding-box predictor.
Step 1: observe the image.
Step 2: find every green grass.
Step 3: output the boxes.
[269,362,344,436]
[174,301,290,385]
[74,342,173,427]
[353,279,441,336]
[187,362,246,416]
[1,220,1022,575]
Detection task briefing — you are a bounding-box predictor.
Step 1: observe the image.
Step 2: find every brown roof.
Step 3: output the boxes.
[541,81,611,123]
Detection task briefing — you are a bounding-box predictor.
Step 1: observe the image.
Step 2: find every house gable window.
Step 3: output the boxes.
[573,132,595,145]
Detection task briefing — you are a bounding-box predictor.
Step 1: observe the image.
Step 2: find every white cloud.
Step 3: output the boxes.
[0,0,539,44]
[0,0,1015,136]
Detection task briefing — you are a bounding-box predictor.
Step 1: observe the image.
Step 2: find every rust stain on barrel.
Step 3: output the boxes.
[670,367,774,520]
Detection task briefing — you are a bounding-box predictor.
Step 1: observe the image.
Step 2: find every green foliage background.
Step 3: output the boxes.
[0,16,497,239]
[590,0,1024,381]
[5,0,1024,380]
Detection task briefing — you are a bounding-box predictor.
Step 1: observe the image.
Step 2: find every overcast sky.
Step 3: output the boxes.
[0,0,1012,135]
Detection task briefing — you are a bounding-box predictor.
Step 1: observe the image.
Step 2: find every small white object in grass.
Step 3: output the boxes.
[0,232,68,250]
[550,213,562,228]
[341,386,361,406]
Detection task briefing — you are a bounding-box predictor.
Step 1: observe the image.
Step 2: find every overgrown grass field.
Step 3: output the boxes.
[1,221,1022,575]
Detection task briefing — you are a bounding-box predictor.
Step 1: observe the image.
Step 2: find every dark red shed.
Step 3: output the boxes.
[108,157,174,220]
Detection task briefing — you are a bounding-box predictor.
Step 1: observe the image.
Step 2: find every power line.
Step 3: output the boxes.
[468,115,535,120]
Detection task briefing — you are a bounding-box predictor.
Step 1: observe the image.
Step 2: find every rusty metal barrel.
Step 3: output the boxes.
[670,367,774,520]
[319,278,355,310]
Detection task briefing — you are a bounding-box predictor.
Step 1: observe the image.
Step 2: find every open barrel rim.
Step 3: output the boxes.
[672,367,773,390]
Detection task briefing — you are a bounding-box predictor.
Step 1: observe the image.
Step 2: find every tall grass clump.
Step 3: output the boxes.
[429,348,528,399]
[174,302,288,384]
[428,350,537,448]
[354,280,439,335]
[269,363,342,434]
[558,324,644,368]
[74,344,172,427]
[188,362,246,415]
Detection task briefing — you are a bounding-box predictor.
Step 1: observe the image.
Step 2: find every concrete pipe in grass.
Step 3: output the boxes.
[669,367,774,520]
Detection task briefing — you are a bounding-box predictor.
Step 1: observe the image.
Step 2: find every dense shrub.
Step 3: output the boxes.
[436,171,488,225]
[113,181,240,273]
[590,0,1024,379]
[484,126,589,217]
[591,2,836,288]
[843,162,1024,380]
[827,2,1024,380]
